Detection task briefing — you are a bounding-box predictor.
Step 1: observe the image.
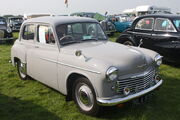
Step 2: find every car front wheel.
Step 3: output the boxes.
[73,77,100,116]
[17,60,28,80]
[123,40,134,46]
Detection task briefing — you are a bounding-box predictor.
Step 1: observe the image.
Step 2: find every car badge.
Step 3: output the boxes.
[137,64,147,69]
[123,87,130,96]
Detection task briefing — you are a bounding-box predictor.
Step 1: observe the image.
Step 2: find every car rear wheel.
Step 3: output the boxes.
[17,60,28,80]
[73,77,100,116]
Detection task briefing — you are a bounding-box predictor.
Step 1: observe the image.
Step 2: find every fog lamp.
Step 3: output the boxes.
[123,87,130,96]
[154,75,161,83]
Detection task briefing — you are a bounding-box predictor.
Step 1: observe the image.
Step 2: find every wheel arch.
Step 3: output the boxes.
[66,72,96,101]
[13,57,20,66]
[116,34,138,46]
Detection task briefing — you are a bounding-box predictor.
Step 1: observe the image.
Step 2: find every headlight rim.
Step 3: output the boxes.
[106,66,118,82]
[7,27,12,33]
[154,54,163,66]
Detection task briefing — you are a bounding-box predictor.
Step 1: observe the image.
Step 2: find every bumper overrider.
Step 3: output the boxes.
[97,80,163,106]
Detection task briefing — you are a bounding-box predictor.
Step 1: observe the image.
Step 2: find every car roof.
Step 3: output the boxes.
[24,16,98,26]
[137,14,180,19]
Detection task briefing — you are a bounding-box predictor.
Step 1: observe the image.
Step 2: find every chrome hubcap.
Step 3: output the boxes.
[75,84,94,111]
[19,62,26,78]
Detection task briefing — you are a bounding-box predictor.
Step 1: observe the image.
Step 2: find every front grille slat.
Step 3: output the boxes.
[116,69,155,95]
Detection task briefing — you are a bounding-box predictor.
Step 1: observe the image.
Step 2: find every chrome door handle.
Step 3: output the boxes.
[34,46,39,48]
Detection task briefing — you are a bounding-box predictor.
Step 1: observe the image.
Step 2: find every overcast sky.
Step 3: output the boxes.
[0,0,180,16]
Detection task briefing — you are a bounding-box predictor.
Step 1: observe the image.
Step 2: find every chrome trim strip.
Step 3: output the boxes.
[97,80,163,106]
[152,33,180,38]
[39,57,101,74]
[127,31,151,36]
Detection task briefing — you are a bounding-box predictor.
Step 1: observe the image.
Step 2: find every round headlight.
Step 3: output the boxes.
[154,54,163,66]
[7,27,12,33]
[107,22,112,25]
[106,67,118,82]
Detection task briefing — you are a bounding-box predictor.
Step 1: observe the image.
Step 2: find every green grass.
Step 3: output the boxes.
[0,33,180,120]
[12,32,19,39]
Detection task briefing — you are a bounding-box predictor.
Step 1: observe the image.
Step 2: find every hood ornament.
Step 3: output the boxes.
[138,39,143,47]
[137,64,147,69]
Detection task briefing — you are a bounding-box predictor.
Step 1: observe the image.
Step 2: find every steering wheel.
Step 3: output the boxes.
[60,35,74,41]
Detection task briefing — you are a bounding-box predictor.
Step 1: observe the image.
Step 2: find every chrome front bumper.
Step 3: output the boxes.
[97,80,163,106]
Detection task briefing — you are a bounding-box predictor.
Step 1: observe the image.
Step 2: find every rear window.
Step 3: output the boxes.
[22,24,35,40]
[173,19,180,31]
[154,18,176,32]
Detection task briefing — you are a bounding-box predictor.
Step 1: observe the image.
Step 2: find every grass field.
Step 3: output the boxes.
[0,33,180,120]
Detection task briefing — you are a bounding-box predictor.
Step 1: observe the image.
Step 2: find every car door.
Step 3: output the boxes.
[27,24,59,90]
[133,17,154,48]
[19,24,36,64]
[151,18,178,53]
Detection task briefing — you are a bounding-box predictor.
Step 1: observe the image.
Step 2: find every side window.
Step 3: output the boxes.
[22,24,35,40]
[135,18,154,30]
[38,25,55,44]
[154,18,176,32]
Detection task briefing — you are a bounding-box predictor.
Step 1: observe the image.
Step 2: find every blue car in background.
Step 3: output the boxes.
[108,15,133,32]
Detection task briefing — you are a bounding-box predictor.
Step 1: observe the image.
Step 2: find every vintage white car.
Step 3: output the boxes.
[11,16,163,116]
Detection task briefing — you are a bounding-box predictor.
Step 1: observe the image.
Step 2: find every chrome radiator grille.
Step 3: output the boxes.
[0,30,4,38]
[116,69,156,95]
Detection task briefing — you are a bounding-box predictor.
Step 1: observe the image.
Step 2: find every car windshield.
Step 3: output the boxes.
[56,22,107,45]
[0,19,6,25]
[118,16,132,22]
[10,18,23,23]
[173,19,180,31]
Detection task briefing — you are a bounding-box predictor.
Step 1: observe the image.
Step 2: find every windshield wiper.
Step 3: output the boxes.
[60,40,78,45]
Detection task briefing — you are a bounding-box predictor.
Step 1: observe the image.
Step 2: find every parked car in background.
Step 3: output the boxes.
[116,14,180,63]
[123,5,172,17]
[108,14,133,32]
[7,17,23,31]
[0,17,13,44]
[23,13,52,20]
[11,16,163,116]
[70,12,106,21]
[71,12,116,36]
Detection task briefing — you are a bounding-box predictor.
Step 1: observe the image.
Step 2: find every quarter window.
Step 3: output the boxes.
[154,18,176,32]
[38,25,55,44]
[135,18,154,30]
[22,24,35,40]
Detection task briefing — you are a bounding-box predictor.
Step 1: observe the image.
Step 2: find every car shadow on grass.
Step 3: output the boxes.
[0,93,61,120]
